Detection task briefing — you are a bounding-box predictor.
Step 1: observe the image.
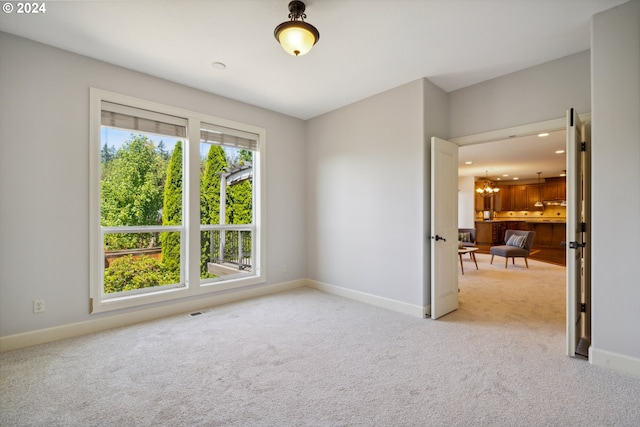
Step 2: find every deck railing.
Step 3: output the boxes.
[202,224,253,271]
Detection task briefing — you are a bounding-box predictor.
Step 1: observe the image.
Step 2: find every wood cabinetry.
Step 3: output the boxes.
[541,183,558,200]
[527,222,566,247]
[511,185,530,210]
[475,221,505,244]
[540,178,566,200]
[494,186,509,211]
[477,178,566,212]
[474,192,489,211]
[494,178,566,211]
[528,184,544,210]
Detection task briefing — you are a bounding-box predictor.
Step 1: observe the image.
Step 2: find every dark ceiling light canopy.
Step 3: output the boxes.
[274,1,320,57]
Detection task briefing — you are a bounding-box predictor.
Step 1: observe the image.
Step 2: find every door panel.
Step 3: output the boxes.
[430,137,458,319]
[566,108,587,357]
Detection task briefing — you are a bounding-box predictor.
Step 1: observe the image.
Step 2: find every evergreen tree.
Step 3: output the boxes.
[228,150,253,225]
[228,179,252,224]
[157,140,170,160]
[101,142,116,163]
[200,145,228,276]
[160,141,183,282]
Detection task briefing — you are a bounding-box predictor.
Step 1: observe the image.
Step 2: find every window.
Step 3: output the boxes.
[90,89,265,313]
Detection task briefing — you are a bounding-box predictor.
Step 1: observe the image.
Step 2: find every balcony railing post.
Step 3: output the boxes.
[238,231,243,268]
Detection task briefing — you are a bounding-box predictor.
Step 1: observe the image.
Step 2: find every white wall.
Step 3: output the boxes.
[306,80,426,311]
[458,176,476,228]
[0,33,307,338]
[449,3,640,375]
[590,0,640,366]
[449,51,591,138]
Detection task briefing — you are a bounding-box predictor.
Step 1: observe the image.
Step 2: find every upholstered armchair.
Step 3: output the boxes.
[458,228,476,248]
[490,230,536,268]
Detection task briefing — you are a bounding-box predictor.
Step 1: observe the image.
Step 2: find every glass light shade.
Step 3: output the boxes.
[476,181,499,197]
[275,21,319,56]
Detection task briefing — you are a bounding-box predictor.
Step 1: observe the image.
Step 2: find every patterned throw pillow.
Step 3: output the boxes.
[506,234,527,248]
[459,232,471,242]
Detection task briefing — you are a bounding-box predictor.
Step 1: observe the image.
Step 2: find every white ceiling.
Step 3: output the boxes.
[0,0,626,120]
[458,130,567,182]
[0,0,623,179]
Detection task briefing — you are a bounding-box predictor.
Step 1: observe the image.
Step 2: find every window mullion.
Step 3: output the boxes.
[102,225,183,234]
[186,118,202,289]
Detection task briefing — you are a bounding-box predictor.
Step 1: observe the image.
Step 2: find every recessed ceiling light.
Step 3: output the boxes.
[555,150,565,154]
[538,133,549,137]
[211,62,227,70]
[502,174,509,177]
[465,161,473,165]
[513,177,519,180]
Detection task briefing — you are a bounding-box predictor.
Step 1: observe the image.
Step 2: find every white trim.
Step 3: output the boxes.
[307,279,425,318]
[0,279,305,353]
[89,88,267,313]
[590,347,640,378]
[450,113,591,146]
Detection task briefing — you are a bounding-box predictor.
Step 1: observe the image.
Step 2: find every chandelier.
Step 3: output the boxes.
[274,1,320,57]
[476,171,500,198]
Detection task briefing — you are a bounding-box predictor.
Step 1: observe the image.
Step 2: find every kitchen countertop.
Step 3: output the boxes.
[476,219,566,223]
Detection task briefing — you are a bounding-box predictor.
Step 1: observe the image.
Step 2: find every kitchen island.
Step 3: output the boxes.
[475,220,566,247]
[526,220,566,248]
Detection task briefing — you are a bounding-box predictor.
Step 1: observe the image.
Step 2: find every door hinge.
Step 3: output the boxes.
[569,241,586,249]
[581,303,587,313]
[581,141,587,151]
[570,108,574,126]
[581,222,587,232]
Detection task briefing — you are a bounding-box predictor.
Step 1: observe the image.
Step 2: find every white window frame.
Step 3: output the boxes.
[89,88,266,313]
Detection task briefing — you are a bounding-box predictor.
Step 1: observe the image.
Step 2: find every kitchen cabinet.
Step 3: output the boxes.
[504,221,529,231]
[527,222,566,247]
[475,221,505,244]
[495,184,547,211]
[511,185,529,210]
[475,192,492,211]
[541,178,566,200]
[482,178,566,212]
[528,184,544,210]
[494,186,509,211]
[541,182,558,200]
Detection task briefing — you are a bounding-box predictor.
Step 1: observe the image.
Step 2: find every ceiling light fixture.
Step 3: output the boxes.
[476,171,500,198]
[274,1,320,57]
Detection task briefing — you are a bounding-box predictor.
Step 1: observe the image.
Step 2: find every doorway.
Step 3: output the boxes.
[450,113,591,358]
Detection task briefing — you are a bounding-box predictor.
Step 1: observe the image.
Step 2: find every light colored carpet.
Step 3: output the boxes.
[1,254,639,426]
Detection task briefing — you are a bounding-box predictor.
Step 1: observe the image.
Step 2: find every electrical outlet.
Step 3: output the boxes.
[33,299,45,313]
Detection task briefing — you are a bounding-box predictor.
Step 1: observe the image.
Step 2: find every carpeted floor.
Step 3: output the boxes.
[1,254,639,426]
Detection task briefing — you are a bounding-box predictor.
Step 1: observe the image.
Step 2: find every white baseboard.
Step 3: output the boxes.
[306,279,426,318]
[0,279,305,352]
[590,346,640,378]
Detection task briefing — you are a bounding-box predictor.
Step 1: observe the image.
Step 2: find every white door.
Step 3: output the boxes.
[566,108,588,357]
[430,137,459,319]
